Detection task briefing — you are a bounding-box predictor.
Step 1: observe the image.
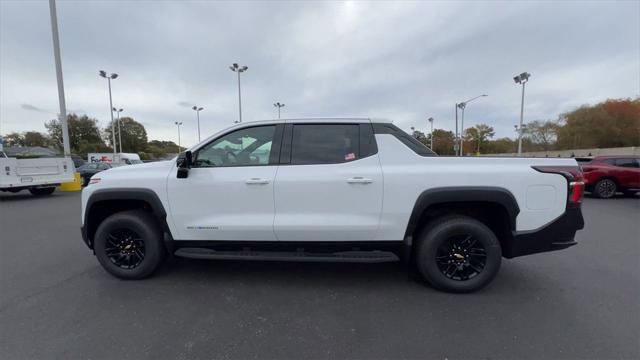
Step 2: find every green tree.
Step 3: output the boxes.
[524,120,559,151]
[104,117,148,153]
[464,124,495,153]
[23,131,50,147]
[483,137,516,154]
[3,132,25,146]
[45,113,108,154]
[410,127,428,145]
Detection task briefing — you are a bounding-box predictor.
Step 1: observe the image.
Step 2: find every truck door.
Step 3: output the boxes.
[273,122,383,241]
[166,124,283,241]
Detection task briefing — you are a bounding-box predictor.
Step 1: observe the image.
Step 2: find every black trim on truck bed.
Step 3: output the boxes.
[505,207,584,258]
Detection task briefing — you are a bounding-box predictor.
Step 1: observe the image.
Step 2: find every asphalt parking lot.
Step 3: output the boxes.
[1,191,638,359]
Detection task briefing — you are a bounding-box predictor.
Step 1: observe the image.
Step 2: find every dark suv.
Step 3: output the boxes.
[580,156,640,198]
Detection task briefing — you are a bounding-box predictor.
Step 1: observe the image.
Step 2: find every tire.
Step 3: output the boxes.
[415,216,502,293]
[594,178,617,198]
[29,187,56,196]
[94,210,165,279]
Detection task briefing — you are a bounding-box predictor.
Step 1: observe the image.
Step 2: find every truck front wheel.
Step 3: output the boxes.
[94,210,165,279]
[415,216,502,293]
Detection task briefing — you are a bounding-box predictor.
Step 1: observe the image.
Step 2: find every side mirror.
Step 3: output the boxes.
[176,151,192,179]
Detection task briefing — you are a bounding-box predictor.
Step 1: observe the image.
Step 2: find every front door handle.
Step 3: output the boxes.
[347,177,373,184]
[246,178,270,185]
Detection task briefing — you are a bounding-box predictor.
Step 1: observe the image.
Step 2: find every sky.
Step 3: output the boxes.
[1,0,639,148]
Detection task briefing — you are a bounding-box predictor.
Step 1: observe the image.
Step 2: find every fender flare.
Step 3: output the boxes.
[83,188,173,248]
[403,186,520,240]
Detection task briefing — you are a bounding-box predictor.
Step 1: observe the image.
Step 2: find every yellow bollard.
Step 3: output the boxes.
[59,172,82,191]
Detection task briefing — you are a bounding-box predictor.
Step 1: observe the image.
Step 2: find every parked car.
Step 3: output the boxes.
[77,162,123,186]
[80,118,585,293]
[580,156,640,198]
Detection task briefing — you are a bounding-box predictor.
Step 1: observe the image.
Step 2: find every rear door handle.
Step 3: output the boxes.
[347,177,373,184]
[246,178,270,185]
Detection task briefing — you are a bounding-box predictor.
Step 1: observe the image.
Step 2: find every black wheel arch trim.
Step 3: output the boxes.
[403,186,520,241]
[82,188,173,249]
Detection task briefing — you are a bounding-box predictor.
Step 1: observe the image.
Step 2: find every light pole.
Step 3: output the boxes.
[229,63,248,123]
[457,94,487,156]
[99,70,118,156]
[514,72,531,156]
[113,107,123,153]
[175,121,183,153]
[48,0,70,157]
[427,117,434,149]
[273,102,285,119]
[192,106,204,142]
[514,124,527,154]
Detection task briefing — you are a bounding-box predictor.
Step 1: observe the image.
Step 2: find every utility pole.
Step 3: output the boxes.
[456,94,487,156]
[48,0,70,157]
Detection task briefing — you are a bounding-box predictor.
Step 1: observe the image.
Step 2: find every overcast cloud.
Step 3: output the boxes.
[1,0,638,147]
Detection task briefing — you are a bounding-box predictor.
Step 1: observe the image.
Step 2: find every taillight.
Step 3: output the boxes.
[532,166,584,208]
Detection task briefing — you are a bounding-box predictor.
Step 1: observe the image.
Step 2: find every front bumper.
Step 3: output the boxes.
[80,225,92,249]
[504,208,585,258]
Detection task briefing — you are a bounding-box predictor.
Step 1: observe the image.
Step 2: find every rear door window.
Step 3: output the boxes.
[290,124,360,165]
[615,158,639,168]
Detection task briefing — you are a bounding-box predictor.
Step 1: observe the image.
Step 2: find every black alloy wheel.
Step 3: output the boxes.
[104,229,146,269]
[435,234,487,281]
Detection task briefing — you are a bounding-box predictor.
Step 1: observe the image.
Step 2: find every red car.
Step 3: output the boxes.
[578,156,640,198]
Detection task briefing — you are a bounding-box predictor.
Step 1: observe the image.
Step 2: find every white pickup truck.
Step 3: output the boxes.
[81,118,585,292]
[1,151,75,196]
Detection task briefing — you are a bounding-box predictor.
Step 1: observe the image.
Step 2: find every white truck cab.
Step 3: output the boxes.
[80,118,585,292]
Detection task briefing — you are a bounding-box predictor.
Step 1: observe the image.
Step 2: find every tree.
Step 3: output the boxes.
[464,124,495,154]
[23,131,49,147]
[483,137,516,154]
[104,117,148,153]
[524,120,559,151]
[556,98,640,149]
[410,127,428,145]
[3,132,24,147]
[45,113,108,154]
[431,129,456,155]
[145,140,180,159]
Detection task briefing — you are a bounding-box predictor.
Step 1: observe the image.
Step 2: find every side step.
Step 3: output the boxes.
[174,247,399,263]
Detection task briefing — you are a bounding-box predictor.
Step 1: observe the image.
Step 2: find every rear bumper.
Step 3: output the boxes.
[504,208,585,258]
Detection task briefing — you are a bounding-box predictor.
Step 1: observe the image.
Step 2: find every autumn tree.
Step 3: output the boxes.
[3,132,25,146]
[431,129,456,155]
[103,117,149,153]
[556,98,640,149]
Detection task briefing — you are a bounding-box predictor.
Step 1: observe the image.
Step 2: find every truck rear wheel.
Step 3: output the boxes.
[29,187,56,196]
[415,216,502,293]
[94,210,165,279]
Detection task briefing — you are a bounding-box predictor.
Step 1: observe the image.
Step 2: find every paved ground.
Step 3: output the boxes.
[1,190,638,359]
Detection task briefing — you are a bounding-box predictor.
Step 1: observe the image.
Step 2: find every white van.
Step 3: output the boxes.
[87,153,142,165]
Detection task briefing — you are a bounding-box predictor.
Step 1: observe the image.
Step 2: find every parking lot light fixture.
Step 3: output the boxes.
[192,106,204,142]
[175,121,183,153]
[514,72,531,156]
[112,108,123,153]
[273,102,285,119]
[99,70,118,155]
[428,117,434,149]
[229,63,248,123]
[457,94,487,156]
